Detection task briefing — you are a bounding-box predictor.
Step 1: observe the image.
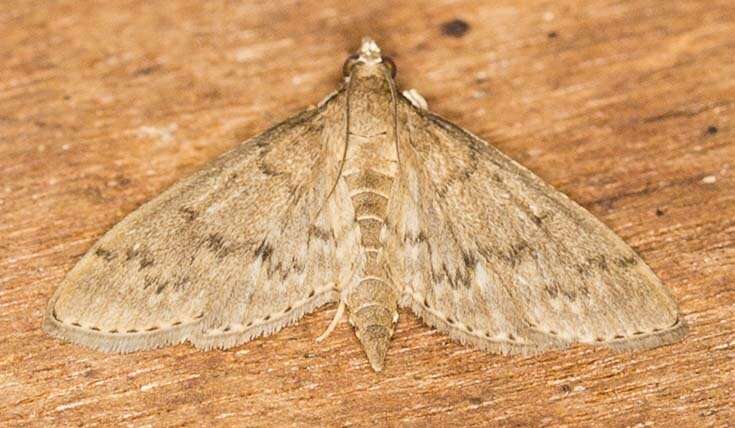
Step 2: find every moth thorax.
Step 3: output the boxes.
[344,75,399,179]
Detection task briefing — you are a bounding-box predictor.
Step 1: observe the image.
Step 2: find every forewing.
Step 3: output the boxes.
[44,92,357,352]
[387,98,686,355]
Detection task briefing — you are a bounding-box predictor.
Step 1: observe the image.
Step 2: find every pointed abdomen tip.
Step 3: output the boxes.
[359,324,391,372]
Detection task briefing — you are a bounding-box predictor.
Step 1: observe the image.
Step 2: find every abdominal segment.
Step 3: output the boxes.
[342,168,399,372]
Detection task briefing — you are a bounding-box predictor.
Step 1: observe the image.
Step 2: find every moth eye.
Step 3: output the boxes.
[382,56,397,78]
[341,53,360,77]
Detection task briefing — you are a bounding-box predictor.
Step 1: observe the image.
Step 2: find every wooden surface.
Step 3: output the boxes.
[1,1,734,426]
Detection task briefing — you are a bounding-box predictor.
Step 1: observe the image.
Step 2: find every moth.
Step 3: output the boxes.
[44,38,686,372]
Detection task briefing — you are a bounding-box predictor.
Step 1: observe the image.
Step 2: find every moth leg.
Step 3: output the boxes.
[403,89,428,110]
[316,300,346,342]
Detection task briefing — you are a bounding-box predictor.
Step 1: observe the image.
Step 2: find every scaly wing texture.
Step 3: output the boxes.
[387,97,686,355]
[44,91,360,352]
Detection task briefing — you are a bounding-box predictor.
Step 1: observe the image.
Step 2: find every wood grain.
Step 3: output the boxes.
[1,0,733,426]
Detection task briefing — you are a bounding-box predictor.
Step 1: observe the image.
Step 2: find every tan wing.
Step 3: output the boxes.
[387,97,686,355]
[44,91,360,352]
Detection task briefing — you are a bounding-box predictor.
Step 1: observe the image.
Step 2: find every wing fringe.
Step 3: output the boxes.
[406,300,567,357]
[599,318,688,352]
[191,289,338,350]
[42,308,201,353]
[408,297,688,356]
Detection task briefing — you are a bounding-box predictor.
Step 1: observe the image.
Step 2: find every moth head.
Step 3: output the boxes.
[342,37,396,80]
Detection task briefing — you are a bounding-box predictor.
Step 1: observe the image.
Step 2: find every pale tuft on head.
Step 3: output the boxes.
[358,37,382,64]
